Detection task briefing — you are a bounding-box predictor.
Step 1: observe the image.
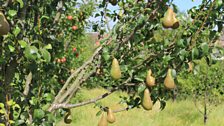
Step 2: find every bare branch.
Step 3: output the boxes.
[23,72,32,96]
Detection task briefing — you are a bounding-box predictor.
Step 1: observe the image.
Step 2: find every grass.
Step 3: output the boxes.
[56,88,224,126]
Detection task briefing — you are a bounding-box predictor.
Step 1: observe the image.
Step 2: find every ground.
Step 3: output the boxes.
[56,88,224,126]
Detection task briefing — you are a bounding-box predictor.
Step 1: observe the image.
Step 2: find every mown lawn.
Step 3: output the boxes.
[56,88,224,126]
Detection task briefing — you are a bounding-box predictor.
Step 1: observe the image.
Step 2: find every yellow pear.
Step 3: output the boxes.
[172,13,180,29]
[110,58,121,80]
[164,69,176,89]
[141,88,153,110]
[188,62,193,72]
[0,11,10,35]
[146,69,156,87]
[64,109,72,124]
[162,7,175,28]
[107,108,116,123]
[98,113,108,126]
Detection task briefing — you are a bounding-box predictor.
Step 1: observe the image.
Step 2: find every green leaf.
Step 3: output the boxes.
[0,123,5,126]
[7,100,15,106]
[24,46,39,60]
[40,48,51,62]
[12,104,21,119]
[43,93,54,102]
[201,43,209,55]
[13,27,21,37]
[192,47,199,60]
[8,10,17,17]
[17,0,24,8]
[18,40,27,48]
[96,111,102,116]
[33,109,45,119]
[44,44,52,50]
[8,45,15,52]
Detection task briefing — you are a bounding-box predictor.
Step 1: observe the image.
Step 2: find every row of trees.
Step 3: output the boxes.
[0,0,223,125]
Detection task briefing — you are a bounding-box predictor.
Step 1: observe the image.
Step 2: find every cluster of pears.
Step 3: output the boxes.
[141,69,155,110]
[162,7,179,29]
[98,108,116,126]
[64,109,72,124]
[0,11,10,35]
[110,58,121,80]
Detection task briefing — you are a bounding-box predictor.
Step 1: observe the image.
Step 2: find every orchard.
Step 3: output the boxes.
[0,0,224,126]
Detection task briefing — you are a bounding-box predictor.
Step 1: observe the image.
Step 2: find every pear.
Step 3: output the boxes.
[64,109,72,124]
[0,11,10,35]
[164,69,176,89]
[110,58,121,80]
[98,113,108,126]
[187,62,193,72]
[141,88,153,110]
[172,13,180,29]
[146,69,156,87]
[107,108,116,123]
[109,0,117,6]
[162,7,175,28]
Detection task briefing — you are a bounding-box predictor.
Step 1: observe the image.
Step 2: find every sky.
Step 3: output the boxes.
[173,0,202,12]
[88,0,203,31]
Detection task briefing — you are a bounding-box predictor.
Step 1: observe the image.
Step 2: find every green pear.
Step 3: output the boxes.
[109,0,117,6]
[64,109,72,124]
[98,113,108,126]
[164,69,176,89]
[110,58,121,80]
[107,108,116,123]
[142,88,153,110]
[0,11,10,35]
[146,69,156,87]
[162,7,175,28]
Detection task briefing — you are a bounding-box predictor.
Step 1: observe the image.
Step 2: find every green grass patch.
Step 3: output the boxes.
[56,88,224,126]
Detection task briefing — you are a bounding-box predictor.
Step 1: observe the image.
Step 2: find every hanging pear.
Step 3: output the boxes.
[172,13,180,29]
[187,62,193,72]
[110,58,121,80]
[146,69,156,87]
[109,0,117,6]
[64,109,72,124]
[107,108,116,123]
[164,69,176,89]
[0,11,10,35]
[98,113,108,126]
[141,88,153,110]
[162,7,175,28]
